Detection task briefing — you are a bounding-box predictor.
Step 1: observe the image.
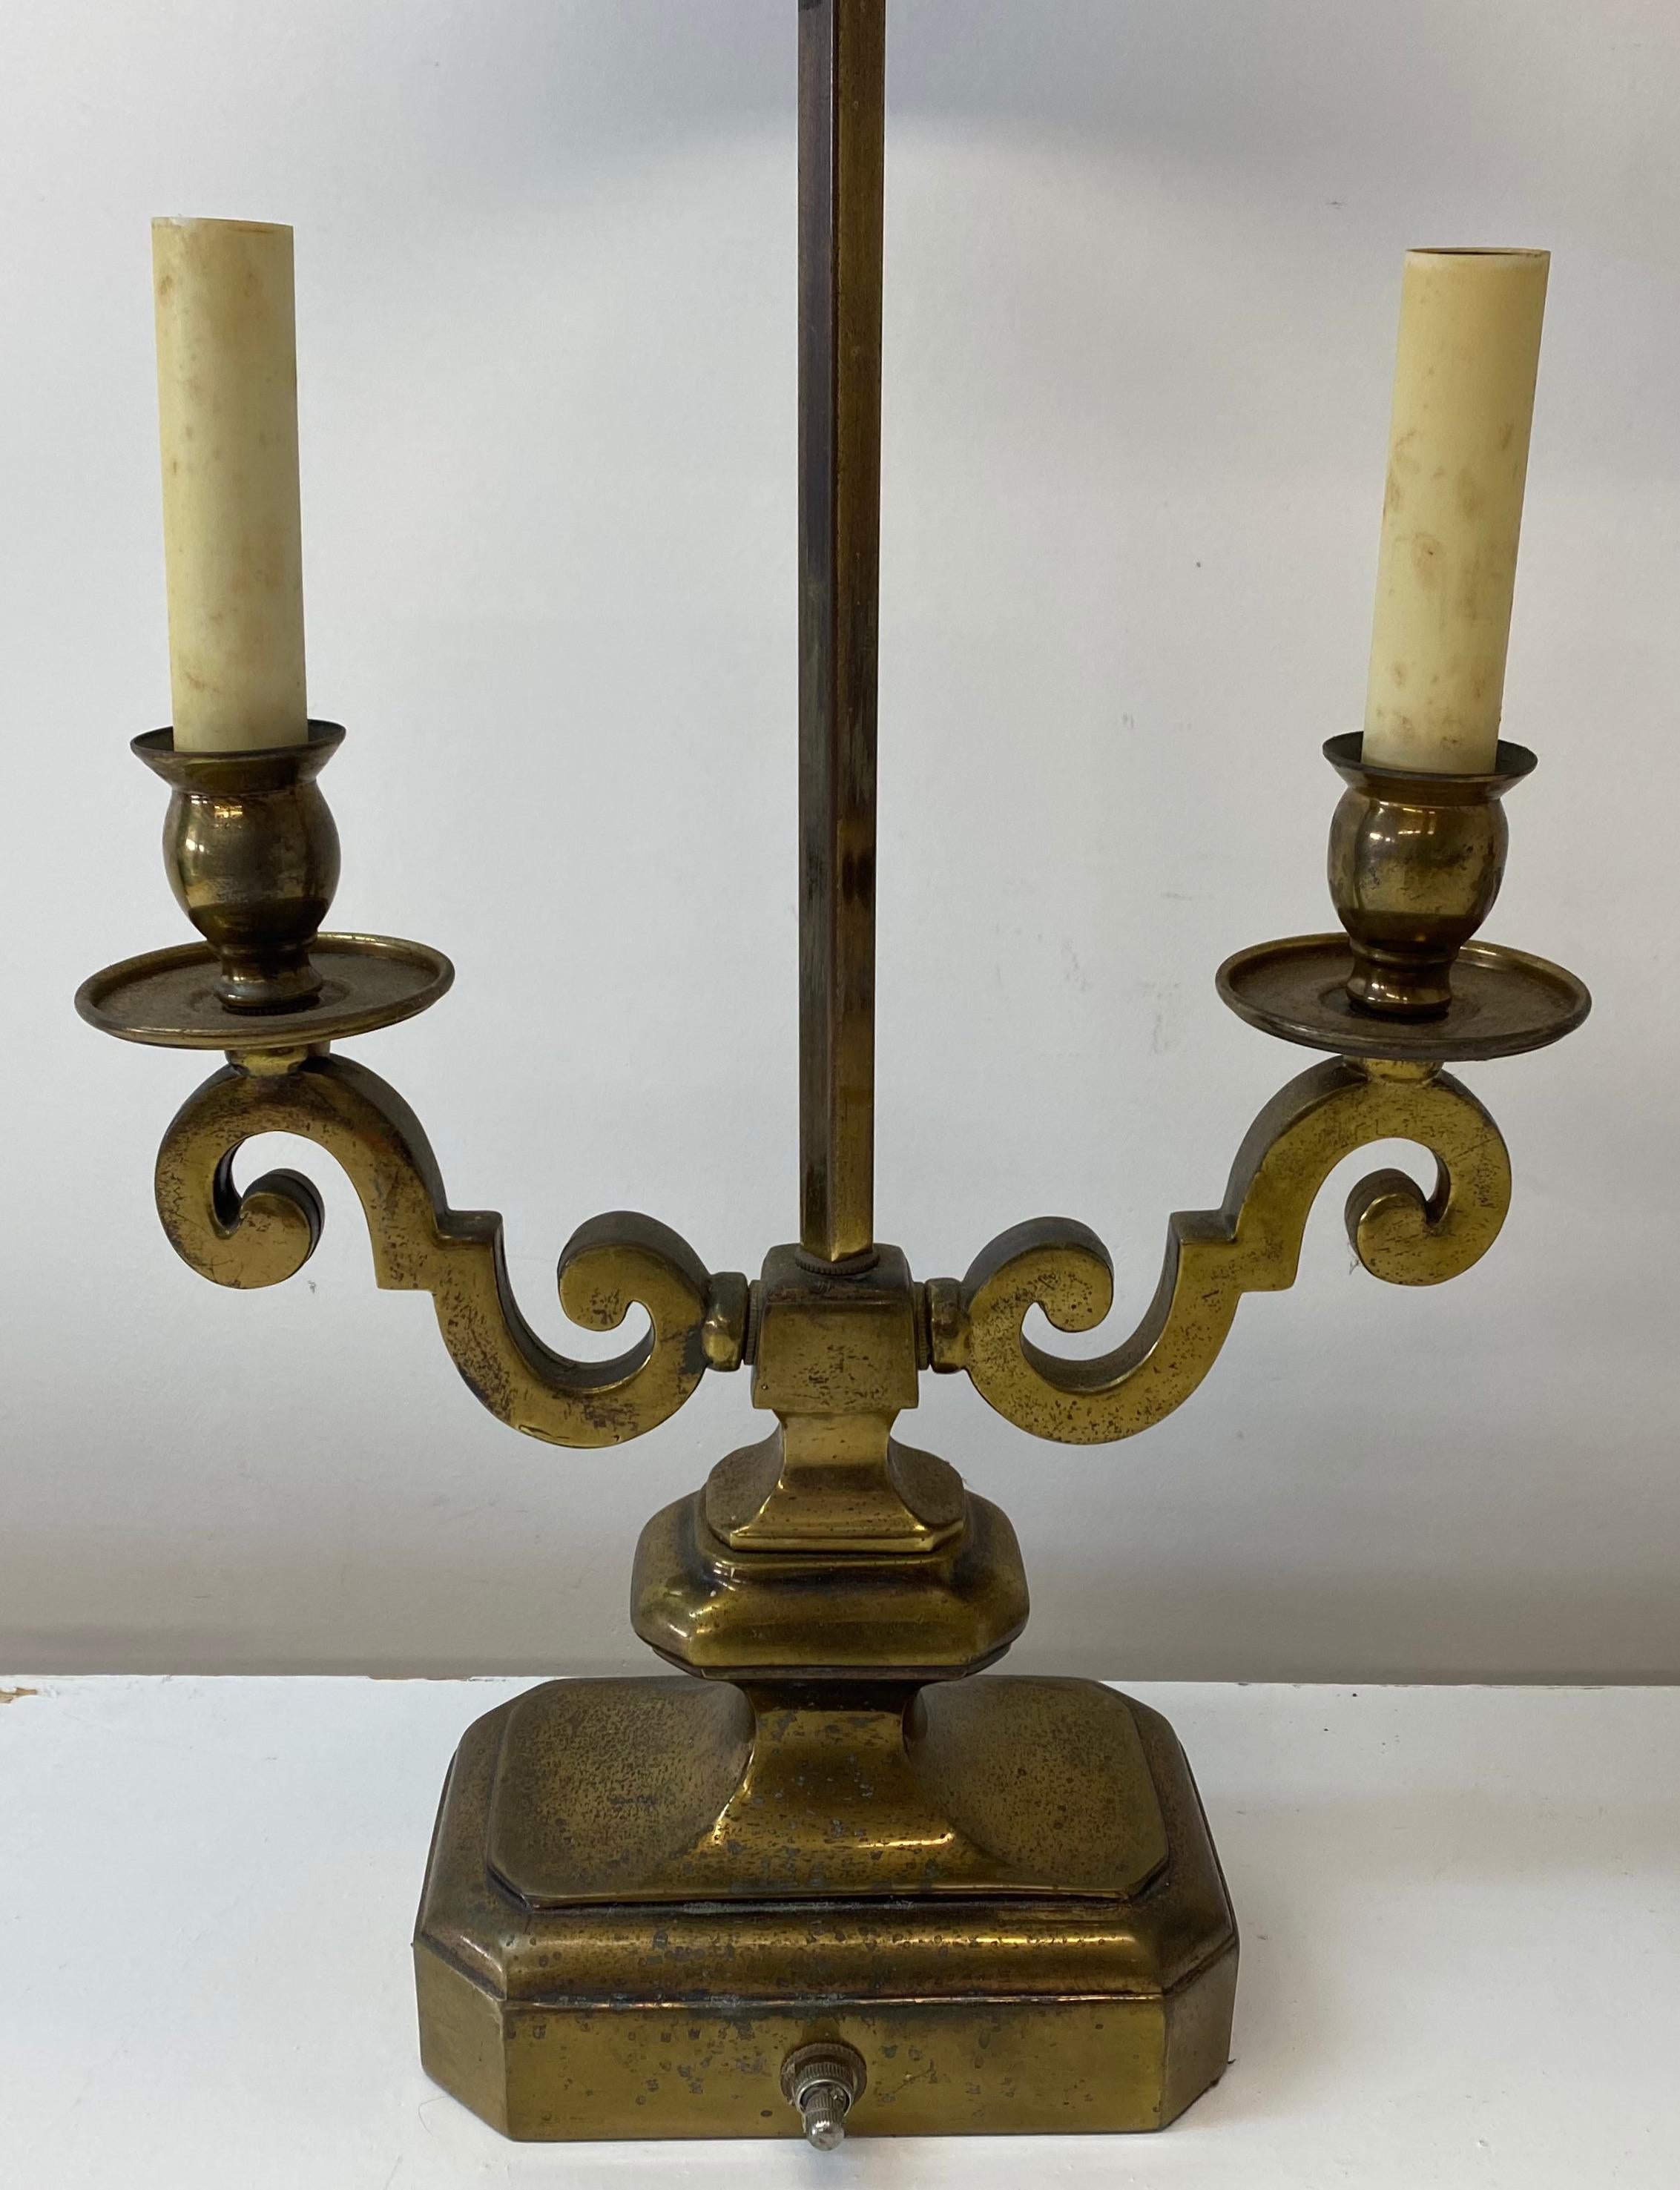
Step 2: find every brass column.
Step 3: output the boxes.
[797,0,885,1264]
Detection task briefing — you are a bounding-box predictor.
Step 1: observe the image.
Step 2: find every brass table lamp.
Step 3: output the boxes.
[79,0,1587,2147]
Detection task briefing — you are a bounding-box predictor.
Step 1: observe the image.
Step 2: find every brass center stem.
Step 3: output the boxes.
[797,0,886,1264]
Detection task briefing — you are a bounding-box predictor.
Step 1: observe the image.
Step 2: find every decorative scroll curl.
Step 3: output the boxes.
[155,1055,725,1447]
[935,1057,1511,1445]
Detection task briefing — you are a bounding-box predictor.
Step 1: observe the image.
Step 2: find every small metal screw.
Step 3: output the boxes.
[780,2042,866,2151]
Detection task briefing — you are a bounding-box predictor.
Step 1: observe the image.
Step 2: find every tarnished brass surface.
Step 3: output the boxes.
[1326,733,1535,1017]
[75,932,454,1049]
[798,0,885,1264]
[135,722,344,1010]
[412,1949,1237,2141]
[706,1431,965,1552]
[932,1056,1510,1444]
[1217,734,1590,1055]
[412,1677,1236,2139]
[79,720,456,1049]
[155,1053,737,1445]
[1218,933,1590,1059]
[708,1243,962,1552]
[482,1677,1166,1902]
[630,1484,1028,1679]
[700,1270,751,1371]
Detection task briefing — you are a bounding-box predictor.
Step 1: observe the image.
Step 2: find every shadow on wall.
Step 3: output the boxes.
[1015,1553,1680,1685]
[16,1552,1676,1682]
[515,0,1578,203]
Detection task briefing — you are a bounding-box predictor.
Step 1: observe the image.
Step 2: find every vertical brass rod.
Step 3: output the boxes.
[797,0,886,1264]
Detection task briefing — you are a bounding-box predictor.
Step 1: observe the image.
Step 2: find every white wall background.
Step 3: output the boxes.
[2,0,1676,1679]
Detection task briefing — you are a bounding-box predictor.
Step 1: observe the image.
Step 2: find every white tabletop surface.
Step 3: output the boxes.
[1,1676,1676,2188]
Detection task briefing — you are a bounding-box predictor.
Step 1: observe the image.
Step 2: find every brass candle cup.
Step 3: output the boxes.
[1325,731,1535,1019]
[134,721,344,1012]
[79,719,449,1052]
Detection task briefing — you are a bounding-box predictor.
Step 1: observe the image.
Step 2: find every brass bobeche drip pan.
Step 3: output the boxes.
[1218,933,1590,1060]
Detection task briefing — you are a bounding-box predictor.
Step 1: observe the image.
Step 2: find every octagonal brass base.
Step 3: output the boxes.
[413,1675,1237,2139]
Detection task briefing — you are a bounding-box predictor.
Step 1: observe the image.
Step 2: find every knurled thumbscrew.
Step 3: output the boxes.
[780,2042,867,2150]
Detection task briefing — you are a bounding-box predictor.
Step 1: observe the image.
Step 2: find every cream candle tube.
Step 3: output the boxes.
[153,217,307,751]
[1361,248,1548,773]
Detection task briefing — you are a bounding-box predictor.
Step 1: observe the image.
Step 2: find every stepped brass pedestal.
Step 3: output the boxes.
[79,0,1588,2148]
[414,1675,1236,2139]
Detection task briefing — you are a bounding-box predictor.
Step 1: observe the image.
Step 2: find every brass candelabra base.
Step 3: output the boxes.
[414,1673,1236,2139]
[415,1441,1233,2137]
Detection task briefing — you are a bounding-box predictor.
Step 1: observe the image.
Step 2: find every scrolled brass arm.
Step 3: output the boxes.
[929,1056,1511,1445]
[155,1053,742,1447]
